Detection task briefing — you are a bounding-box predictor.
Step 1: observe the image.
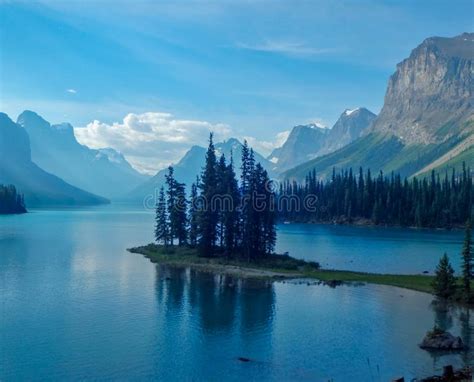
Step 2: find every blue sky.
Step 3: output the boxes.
[1,0,472,173]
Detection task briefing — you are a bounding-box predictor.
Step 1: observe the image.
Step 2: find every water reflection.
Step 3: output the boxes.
[428,299,473,369]
[3,207,474,380]
[154,265,275,336]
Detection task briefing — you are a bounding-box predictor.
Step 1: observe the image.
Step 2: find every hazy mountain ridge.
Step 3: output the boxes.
[268,123,329,173]
[126,138,276,202]
[283,33,474,181]
[0,113,108,207]
[17,111,148,199]
[269,108,375,173]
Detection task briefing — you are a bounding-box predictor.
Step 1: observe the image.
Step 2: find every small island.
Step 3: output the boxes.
[0,184,27,214]
[129,243,445,294]
[131,134,473,304]
[129,244,320,279]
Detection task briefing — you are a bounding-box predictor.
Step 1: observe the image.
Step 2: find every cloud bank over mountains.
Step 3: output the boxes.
[75,111,289,175]
[75,112,231,174]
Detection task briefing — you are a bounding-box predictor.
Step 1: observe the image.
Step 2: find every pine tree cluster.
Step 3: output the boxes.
[278,164,473,228]
[155,134,276,259]
[0,184,27,214]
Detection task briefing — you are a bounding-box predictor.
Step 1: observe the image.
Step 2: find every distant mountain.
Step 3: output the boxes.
[0,113,108,207]
[284,33,474,181]
[319,108,376,155]
[17,111,148,199]
[268,123,328,173]
[269,108,375,173]
[126,138,276,203]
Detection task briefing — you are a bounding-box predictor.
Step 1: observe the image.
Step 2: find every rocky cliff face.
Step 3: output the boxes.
[371,32,474,144]
[283,33,474,182]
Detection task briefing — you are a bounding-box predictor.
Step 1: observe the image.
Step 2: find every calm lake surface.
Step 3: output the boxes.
[277,223,465,274]
[1,205,472,381]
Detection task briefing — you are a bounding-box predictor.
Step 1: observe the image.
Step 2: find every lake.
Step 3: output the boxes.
[276,223,465,274]
[1,205,472,381]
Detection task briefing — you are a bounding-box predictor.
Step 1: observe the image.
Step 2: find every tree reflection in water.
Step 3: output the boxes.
[154,264,275,336]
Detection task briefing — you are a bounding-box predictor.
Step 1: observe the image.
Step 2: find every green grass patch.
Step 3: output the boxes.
[304,269,435,293]
[130,245,472,300]
[128,244,320,274]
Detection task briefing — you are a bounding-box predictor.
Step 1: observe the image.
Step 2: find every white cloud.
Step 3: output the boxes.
[243,129,290,156]
[75,112,232,175]
[66,88,77,94]
[236,40,337,57]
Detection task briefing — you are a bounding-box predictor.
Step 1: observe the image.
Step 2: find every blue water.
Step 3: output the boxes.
[276,223,465,274]
[1,205,472,381]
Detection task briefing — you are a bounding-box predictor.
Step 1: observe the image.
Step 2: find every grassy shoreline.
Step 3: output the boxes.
[129,244,437,294]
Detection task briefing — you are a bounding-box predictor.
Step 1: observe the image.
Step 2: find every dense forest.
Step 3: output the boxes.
[278,165,473,228]
[0,184,27,214]
[155,134,276,259]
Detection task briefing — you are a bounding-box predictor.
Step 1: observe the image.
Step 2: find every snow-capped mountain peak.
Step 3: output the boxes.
[344,108,360,116]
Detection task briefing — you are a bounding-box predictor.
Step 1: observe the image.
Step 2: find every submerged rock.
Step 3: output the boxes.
[419,365,472,381]
[419,328,465,351]
[324,279,343,288]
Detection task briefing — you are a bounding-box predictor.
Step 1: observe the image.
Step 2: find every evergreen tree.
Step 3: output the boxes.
[165,166,188,246]
[0,184,27,214]
[174,180,188,246]
[241,146,256,260]
[276,166,473,229]
[189,179,199,248]
[155,187,169,245]
[198,133,218,256]
[432,253,456,298]
[240,140,251,193]
[165,166,177,245]
[223,153,240,254]
[216,154,228,247]
[461,220,472,299]
[260,167,276,255]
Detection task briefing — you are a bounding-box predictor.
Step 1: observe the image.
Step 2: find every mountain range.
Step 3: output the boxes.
[268,107,376,173]
[126,138,276,203]
[0,113,108,206]
[284,32,474,181]
[17,111,148,199]
[1,32,472,206]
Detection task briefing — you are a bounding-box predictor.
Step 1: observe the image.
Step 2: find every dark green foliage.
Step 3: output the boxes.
[131,243,320,272]
[188,179,199,248]
[432,253,456,298]
[155,187,169,245]
[0,184,27,214]
[461,220,472,298]
[165,166,189,246]
[174,181,188,246]
[221,153,240,254]
[197,133,219,256]
[152,134,277,262]
[278,164,473,228]
[240,145,276,260]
